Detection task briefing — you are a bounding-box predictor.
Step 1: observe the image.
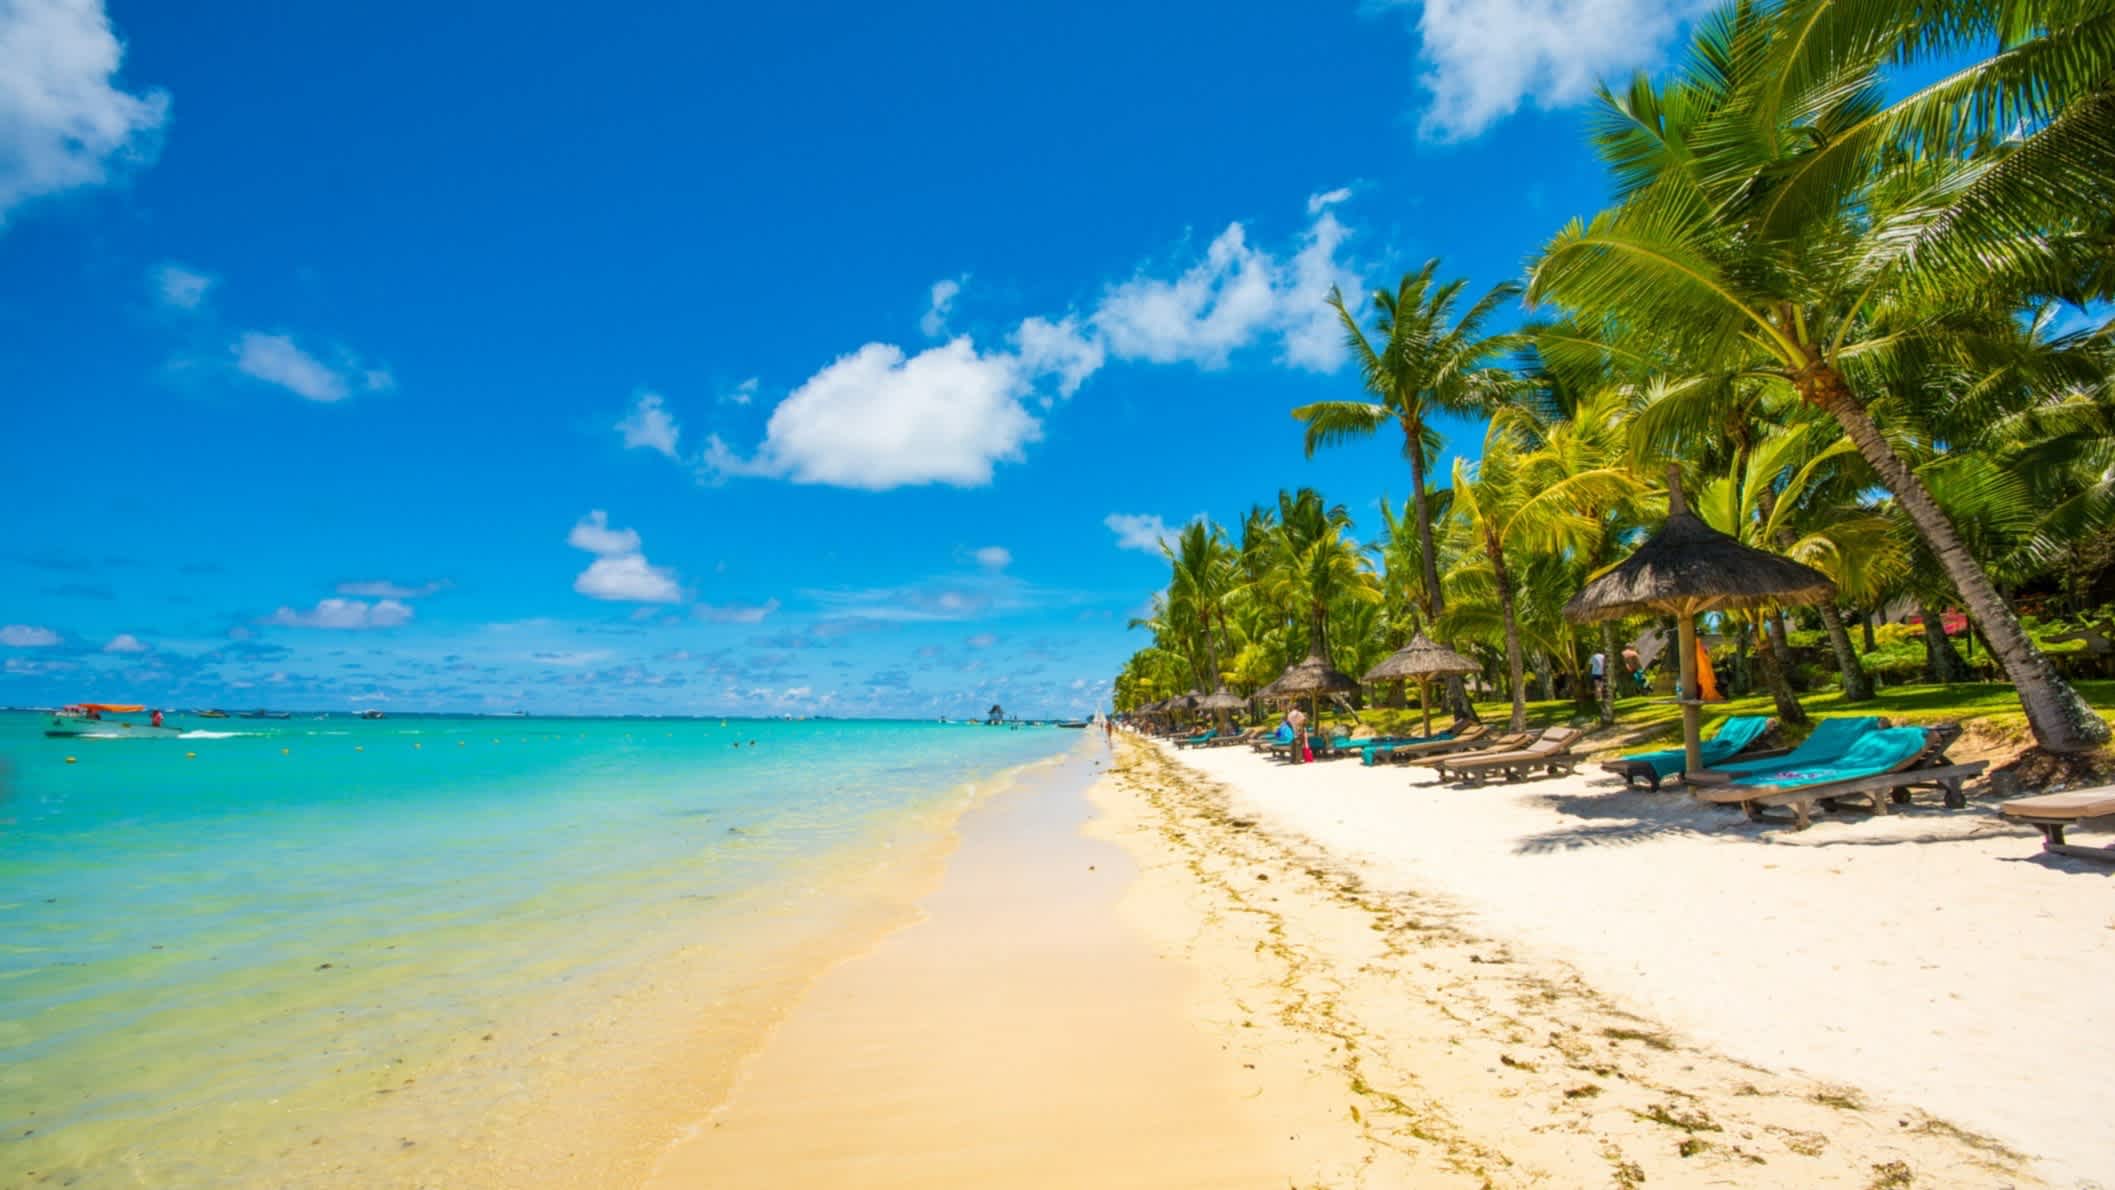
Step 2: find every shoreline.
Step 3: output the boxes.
[642,733,2056,1187]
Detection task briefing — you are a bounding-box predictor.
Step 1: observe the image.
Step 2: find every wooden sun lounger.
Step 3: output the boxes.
[1689,727,1986,830]
[1600,719,1781,792]
[1365,722,1489,763]
[1403,729,1529,767]
[1432,728,1583,785]
[2000,787,2115,862]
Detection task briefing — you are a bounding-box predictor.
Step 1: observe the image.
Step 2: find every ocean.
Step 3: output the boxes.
[0,712,1084,1186]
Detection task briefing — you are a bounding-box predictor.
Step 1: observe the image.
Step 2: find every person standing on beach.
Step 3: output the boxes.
[1286,705,1308,763]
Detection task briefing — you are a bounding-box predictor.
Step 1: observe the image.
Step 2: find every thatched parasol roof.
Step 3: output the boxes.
[1564,469,1834,623]
[1258,651,1360,701]
[1195,687,1248,711]
[1362,632,1480,683]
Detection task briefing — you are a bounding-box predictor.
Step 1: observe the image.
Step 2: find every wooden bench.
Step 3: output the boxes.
[2000,788,2115,862]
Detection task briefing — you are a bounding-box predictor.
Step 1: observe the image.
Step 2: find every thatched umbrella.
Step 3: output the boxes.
[1194,686,1247,732]
[1259,650,1360,734]
[1565,467,1834,777]
[1363,631,1480,737]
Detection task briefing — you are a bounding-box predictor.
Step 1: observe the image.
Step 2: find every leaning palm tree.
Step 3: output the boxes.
[1527,0,2114,750]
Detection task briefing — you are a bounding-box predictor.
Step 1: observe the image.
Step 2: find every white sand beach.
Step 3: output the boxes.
[1153,735,2114,1186]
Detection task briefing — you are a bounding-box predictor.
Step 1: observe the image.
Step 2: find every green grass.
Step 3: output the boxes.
[1330,680,2115,749]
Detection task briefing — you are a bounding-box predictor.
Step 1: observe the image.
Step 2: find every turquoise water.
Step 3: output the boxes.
[0,712,1081,1186]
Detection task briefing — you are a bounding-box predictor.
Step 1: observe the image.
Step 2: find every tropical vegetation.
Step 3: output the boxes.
[1114,0,2115,754]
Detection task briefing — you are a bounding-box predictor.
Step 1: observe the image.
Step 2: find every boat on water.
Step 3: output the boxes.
[1055,719,1090,729]
[358,709,386,720]
[45,704,180,738]
[194,708,230,719]
[237,709,293,720]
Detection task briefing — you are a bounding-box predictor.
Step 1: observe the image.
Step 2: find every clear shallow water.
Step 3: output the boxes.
[0,712,1079,1186]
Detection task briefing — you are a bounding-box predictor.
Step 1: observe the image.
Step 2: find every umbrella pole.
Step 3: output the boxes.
[1676,611,1703,775]
[1419,678,1432,737]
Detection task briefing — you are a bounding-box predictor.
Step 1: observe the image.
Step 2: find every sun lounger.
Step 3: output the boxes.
[1402,729,1529,767]
[2000,786,2115,862]
[1691,725,1986,829]
[1709,715,1886,778]
[1362,722,1484,765]
[1602,715,1775,791]
[1173,729,1219,748]
[1432,727,1584,785]
[1251,724,1296,753]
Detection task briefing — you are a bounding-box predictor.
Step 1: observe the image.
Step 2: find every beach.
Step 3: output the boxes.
[1125,734,2112,1187]
[646,730,2101,1187]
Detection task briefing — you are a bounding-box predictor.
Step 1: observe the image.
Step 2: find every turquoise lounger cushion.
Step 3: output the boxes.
[1360,731,1453,766]
[1618,715,1772,780]
[1732,727,1930,791]
[1715,715,1884,776]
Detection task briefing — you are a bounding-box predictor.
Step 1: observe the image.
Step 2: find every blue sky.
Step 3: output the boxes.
[0,0,1711,716]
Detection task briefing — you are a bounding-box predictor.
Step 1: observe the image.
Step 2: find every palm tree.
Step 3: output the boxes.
[1446,416,1640,730]
[1528,1,2114,751]
[1162,521,1238,690]
[1293,265,1522,710]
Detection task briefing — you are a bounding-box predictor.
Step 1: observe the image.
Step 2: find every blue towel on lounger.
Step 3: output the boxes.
[1615,715,1772,781]
[1715,716,1884,777]
[1731,727,1931,791]
[1360,731,1453,765]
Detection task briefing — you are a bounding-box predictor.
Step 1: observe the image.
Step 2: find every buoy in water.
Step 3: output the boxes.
[65,755,77,764]
[413,742,422,749]
[457,740,466,747]
[281,747,290,755]
[186,752,197,759]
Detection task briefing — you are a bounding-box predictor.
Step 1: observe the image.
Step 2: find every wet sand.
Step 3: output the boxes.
[647,742,1339,1188]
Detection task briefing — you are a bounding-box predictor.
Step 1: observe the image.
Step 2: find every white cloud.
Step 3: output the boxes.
[335,579,449,599]
[1012,315,1105,398]
[573,554,681,602]
[965,632,998,649]
[705,197,1352,491]
[1090,203,1357,372]
[566,509,641,556]
[1307,186,1353,214]
[1374,0,1713,141]
[267,598,414,629]
[1,623,61,647]
[1104,512,1187,554]
[921,276,965,337]
[231,332,389,402]
[566,510,680,602]
[723,377,758,406]
[696,598,780,624]
[972,545,1011,570]
[0,0,168,225]
[616,392,679,457]
[102,632,147,653]
[705,338,1041,490]
[153,262,211,309]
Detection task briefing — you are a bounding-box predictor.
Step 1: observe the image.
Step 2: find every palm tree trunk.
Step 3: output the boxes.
[1407,423,1475,720]
[1491,545,1527,732]
[1752,615,1809,725]
[1817,602,1875,702]
[1813,377,2109,750]
[1919,603,1970,684]
[1861,610,1877,652]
